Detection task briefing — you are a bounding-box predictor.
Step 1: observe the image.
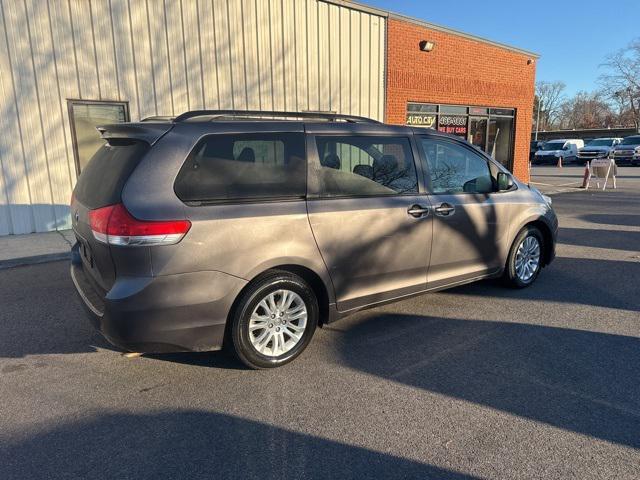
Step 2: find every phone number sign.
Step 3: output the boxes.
[437,116,468,136]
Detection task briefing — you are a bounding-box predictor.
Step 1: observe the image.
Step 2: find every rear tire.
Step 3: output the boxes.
[503,226,544,288]
[230,270,318,369]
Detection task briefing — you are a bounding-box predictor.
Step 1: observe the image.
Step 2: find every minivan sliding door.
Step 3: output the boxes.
[306,134,432,312]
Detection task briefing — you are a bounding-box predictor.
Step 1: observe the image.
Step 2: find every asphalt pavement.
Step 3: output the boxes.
[1,171,639,479]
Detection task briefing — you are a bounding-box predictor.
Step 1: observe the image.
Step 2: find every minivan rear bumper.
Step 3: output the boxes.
[71,243,247,353]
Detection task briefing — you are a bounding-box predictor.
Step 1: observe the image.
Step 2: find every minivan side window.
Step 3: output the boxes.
[174,133,306,203]
[419,137,494,194]
[314,136,418,197]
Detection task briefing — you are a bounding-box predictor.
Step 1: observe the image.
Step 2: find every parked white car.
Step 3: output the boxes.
[533,139,584,165]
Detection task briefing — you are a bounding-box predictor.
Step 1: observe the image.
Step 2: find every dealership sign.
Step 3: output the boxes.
[406,113,437,128]
[437,115,467,136]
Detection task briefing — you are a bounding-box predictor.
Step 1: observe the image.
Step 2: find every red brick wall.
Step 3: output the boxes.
[385,18,536,182]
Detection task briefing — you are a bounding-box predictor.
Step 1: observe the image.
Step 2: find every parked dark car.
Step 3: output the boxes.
[530,140,543,163]
[611,135,640,166]
[70,110,557,368]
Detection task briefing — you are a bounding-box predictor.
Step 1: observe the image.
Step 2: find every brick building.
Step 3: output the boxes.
[385,16,537,181]
[0,0,537,235]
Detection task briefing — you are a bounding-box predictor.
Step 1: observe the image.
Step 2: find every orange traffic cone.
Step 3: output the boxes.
[581,161,591,189]
[557,156,562,168]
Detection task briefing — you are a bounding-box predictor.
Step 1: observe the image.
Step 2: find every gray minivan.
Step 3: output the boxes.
[70,110,557,368]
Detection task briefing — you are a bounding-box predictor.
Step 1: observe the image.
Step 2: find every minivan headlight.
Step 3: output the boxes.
[542,194,552,206]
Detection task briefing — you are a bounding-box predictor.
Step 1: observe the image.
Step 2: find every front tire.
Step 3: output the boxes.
[504,226,544,288]
[230,270,318,369]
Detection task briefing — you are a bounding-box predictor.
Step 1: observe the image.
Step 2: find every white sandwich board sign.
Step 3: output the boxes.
[586,159,617,190]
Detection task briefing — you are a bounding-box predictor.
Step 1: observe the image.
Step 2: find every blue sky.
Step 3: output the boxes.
[362,0,640,96]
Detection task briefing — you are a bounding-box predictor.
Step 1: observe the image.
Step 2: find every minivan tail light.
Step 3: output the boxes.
[88,204,191,246]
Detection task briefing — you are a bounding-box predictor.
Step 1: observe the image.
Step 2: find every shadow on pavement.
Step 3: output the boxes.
[559,226,640,252]
[451,255,640,313]
[0,261,114,359]
[0,410,476,480]
[335,313,640,450]
[578,214,640,228]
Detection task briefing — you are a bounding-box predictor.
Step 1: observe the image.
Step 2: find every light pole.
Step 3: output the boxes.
[535,97,542,141]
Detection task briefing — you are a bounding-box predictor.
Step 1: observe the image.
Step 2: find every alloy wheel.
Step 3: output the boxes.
[248,289,308,357]
[515,235,541,282]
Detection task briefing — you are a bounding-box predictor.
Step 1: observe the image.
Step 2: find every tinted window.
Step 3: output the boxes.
[621,136,640,145]
[420,138,493,194]
[174,133,306,203]
[314,136,418,197]
[586,139,614,147]
[73,140,148,209]
[541,141,565,151]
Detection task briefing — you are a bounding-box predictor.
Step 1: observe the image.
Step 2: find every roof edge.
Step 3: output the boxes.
[320,0,540,59]
[390,12,540,58]
[319,0,389,17]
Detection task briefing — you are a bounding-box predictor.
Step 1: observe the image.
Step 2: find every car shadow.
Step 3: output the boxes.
[144,350,246,370]
[450,255,640,312]
[0,261,243,370]
[0,410,478,480]
[0,261,115,358]
[333,313,640,450]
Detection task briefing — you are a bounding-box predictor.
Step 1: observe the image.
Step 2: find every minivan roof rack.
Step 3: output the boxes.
[173,109,380,124]
[140,115,175,122]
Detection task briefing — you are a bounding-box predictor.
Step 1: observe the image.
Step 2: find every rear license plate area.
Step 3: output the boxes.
[76,234,94,268]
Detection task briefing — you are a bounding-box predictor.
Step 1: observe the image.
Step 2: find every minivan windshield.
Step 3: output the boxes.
[541,141,565,151]
[621,136,640,145]
[586,139,614,147]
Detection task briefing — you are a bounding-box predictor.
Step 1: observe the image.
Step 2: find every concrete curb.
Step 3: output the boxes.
[0,252,70,270]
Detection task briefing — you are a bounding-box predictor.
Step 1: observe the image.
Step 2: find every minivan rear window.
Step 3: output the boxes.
[174,133,306,203]
[73,140,149,209]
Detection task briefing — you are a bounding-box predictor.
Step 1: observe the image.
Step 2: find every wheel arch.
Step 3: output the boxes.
[515,218,554,267]
[227,264,333,334]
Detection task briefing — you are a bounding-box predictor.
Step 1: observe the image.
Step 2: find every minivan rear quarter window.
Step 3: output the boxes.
[73,140,149,209]
[174,133,306,203]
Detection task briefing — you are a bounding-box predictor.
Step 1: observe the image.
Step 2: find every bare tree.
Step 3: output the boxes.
[599,39,640,132]
[559,91,616,129]
[534,81,567,130]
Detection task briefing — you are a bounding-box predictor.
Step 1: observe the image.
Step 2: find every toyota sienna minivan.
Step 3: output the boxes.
[70,110,557,368]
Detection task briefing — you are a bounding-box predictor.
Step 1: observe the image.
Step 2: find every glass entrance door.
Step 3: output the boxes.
[468,117,488,152]
[488,116,514,168]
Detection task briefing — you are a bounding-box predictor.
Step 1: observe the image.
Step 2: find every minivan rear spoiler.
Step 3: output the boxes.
[96,123,173,146]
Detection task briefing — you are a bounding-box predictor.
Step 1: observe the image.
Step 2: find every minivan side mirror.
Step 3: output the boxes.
[497,172,514,191]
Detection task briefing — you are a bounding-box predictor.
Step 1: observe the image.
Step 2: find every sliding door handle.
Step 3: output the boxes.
[434,203,455,216]
[407,205,430,218]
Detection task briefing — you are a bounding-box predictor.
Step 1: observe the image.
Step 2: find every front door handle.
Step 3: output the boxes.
[407,204,430,218]
[434,203,455,216]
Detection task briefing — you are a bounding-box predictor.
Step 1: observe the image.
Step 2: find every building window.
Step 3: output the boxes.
[68,100,129,175]
[406,103,515,169]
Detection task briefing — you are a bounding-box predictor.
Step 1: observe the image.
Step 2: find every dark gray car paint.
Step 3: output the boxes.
[71,118,557,353]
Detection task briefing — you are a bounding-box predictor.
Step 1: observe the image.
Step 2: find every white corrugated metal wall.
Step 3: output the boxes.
[0,0,386,235]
